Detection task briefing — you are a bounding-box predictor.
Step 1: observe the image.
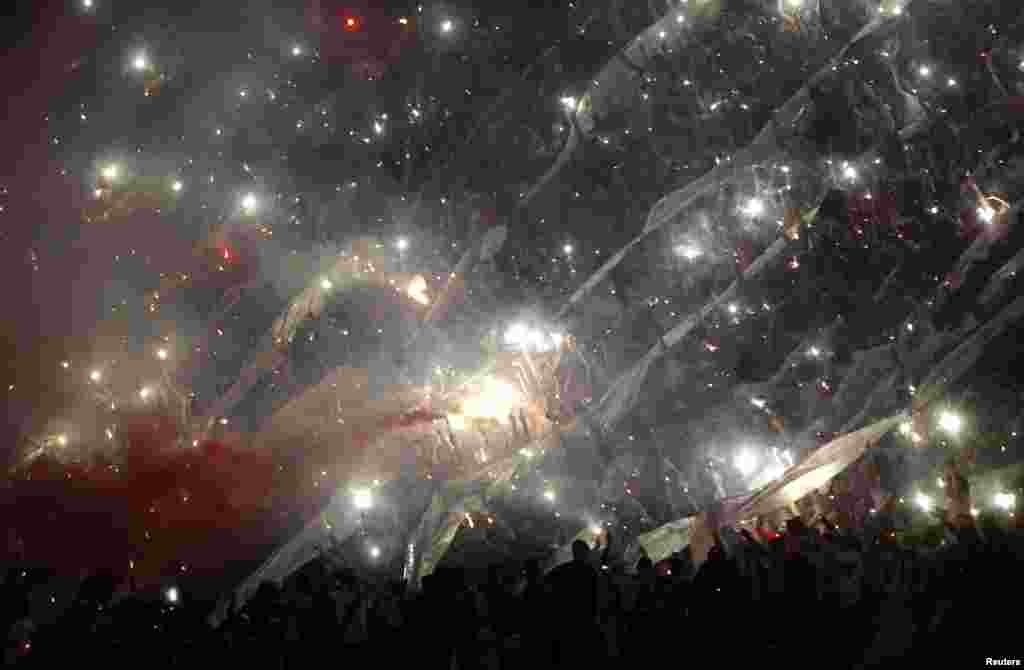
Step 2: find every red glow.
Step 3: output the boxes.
[223,247,231,261]
[343,15,361,32]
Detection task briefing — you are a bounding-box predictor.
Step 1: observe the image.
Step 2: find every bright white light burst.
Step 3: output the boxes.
[353,488,373,510]
[241,193,258,214]
[156,348,168,361]
[915,493,932,511]
[396,237,409,251]
[172,180,183,192]
[320,278,333,291]
[938,411,962,435]
[462,378,521,419]
[102,164,119,180]
[994,492,1015,510]
[563,244,573,255]
[743,198,765,217]
[440,19,454,33]
[676,245,701,260]
[733,449,758,476]
[133,54,149,71]
[560,96,578,113]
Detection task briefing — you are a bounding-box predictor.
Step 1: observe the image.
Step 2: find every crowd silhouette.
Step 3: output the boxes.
[4,517,1022,668]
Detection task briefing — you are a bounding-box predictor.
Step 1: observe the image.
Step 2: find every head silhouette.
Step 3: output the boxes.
[571,539,590,563]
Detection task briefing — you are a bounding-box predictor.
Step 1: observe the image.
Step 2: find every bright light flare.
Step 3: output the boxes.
[56,434,68,447]
[156,347,168,361]
[320,277,333,291]
[165,586,179,603]
[938,411,962,435]
[291,45,302,56]
[504,323,528,346]
[543,490,556,502]
[808,346,821,358]
[842,163,858,181]
[101,164,119,181]
[82,0,94,8]
[369,545,381,559]
[353,488,373,510]
[241,193,258,214]
[447,414,466,431]
[132,53,149,71]
[560,96,578,113]
[918,65,931,78]
[899,421,911,436]
[172,180,183,192]
[407,275,429,305]
[978,206,995,224]
[563,244,573,255]
[742,198,765,217]
[440,19,454,33]
[733,449,758,476]
[676,244,701,260]
[139,386,153,400]
[994,492,1016,510]
[915,493,933,512]
[396,237,409,251]
[89,370,102,383]
[550,332,564,348]
[462,378,522,419]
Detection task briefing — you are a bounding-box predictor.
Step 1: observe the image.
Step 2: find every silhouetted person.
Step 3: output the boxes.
[545,540,600,665]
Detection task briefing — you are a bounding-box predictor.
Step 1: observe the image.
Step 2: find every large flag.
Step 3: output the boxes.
[634,414,904,568]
